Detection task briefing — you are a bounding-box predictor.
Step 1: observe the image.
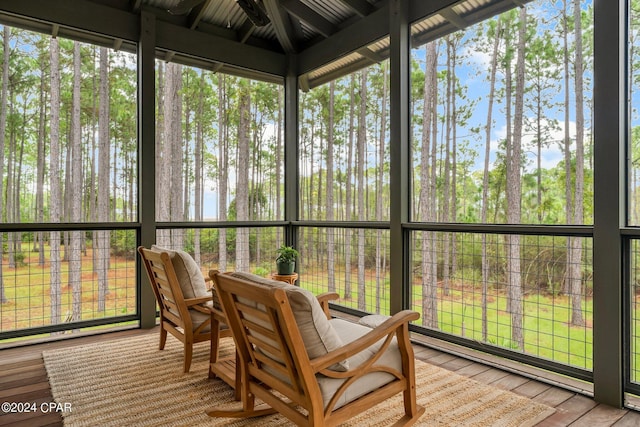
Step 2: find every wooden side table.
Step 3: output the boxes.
[271,272,298,285]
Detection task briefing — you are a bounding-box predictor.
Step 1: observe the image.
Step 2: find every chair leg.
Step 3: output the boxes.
[401,384,425,426]
[234,352,241,401]
[398,329,425,425]
[209,356,277,418]
[159,326,167,350]
[208,321,220,379]
[184,341,193,373]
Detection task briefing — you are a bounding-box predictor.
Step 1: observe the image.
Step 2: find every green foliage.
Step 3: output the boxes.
[276,245,299,263]
[253,265,271,277]
[13,252,26,267]
[111,230,135,258]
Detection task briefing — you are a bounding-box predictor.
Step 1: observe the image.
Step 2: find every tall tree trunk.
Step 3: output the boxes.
[275,87,283,248]
[421,42,438,328]
[570,0,585,326]
[562,0,572,296]
[236,81,251,271]
[70,41,83,324]
[345,76,355,300]
[482,19,501,341]
[357,69,367,312]
[0,27,8,303]
[96,47,110,312]
[89,47,97,229]
[183,78,191,226]
[506,8,526,349]
[194,72,205,265]
[36,47,46,265]
[450,39,458,284]
[169,63,184,247]
[63,109,71,261]
[327,81,336,293]
[7,88,15,268]
[156,62,170,246]
[49,36,62,324]
[15,101,26,260]
[442,36,453,297]
[376,63,387,313]
[218,75,228,271]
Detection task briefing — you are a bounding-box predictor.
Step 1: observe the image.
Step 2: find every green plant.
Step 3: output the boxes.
[253,266,270,277]
[276,245,299,263]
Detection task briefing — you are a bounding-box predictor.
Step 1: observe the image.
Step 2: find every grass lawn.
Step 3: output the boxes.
[301,268,596,372]
[0,246,137,335]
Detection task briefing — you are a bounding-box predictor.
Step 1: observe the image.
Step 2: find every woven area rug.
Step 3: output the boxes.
[43,333,555,426]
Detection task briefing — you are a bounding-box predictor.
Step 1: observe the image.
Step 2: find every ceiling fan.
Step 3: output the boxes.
[168,0,271,27]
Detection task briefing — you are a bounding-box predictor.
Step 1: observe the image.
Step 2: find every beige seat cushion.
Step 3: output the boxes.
[317,318,402,410]
[229,271,348,371]
[151,245,210,331]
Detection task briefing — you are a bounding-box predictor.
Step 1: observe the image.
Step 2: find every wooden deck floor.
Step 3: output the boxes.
[1,327,640,427]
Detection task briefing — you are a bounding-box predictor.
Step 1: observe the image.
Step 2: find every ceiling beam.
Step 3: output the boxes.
[298,2,388,75]
[156,19,286,76]
[0,0,138,42]
[280,0,336,38]
[298,73,310,92]
[131,0,143,13]
[357,46,384,62]
[337,0,373,18]
[263,0,298,53]
[305,55,375,89]
[438,8,468,30]
[187,0,213,30]
[409,0,534,30]
[237,18,256,44]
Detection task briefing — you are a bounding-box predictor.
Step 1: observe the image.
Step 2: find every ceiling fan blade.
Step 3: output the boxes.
[237,0,270,27]
[168,0,205,15]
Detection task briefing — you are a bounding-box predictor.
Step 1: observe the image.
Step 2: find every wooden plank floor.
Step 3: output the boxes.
[1,327,639,426]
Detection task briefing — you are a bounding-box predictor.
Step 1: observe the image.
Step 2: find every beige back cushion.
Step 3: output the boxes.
[229,271,348,371]
[150,245,211,331]
[151,245,208,300]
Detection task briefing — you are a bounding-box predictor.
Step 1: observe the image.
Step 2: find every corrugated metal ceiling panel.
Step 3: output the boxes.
[306,35,389,84]
[301,0,354,23]
[453,0,494,16]
[205,0,245,28]
[411,13,446,36]
[146,0,175,10]
[140,0,523,85]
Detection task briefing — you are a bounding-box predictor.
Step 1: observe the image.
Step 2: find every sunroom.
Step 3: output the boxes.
[0,0,636,425]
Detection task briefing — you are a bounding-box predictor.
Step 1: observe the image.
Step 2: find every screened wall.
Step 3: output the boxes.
[0,0,634,410]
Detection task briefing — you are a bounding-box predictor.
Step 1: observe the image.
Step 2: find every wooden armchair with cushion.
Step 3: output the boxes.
[207,271,425,426]
[137,246,232,374]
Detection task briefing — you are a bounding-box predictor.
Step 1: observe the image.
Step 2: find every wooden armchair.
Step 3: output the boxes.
[137,246,232,373]
[207,271,425,426]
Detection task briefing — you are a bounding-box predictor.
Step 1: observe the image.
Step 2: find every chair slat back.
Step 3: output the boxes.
[213,273,313,406]
[138,247,190,328]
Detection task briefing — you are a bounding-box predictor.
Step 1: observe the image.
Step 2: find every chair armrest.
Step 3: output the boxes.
[309,310,419,372]
[185,296,213,313]
[315,292,340,318]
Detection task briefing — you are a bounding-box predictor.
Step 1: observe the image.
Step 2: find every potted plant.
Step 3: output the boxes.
[276,245,299,275]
